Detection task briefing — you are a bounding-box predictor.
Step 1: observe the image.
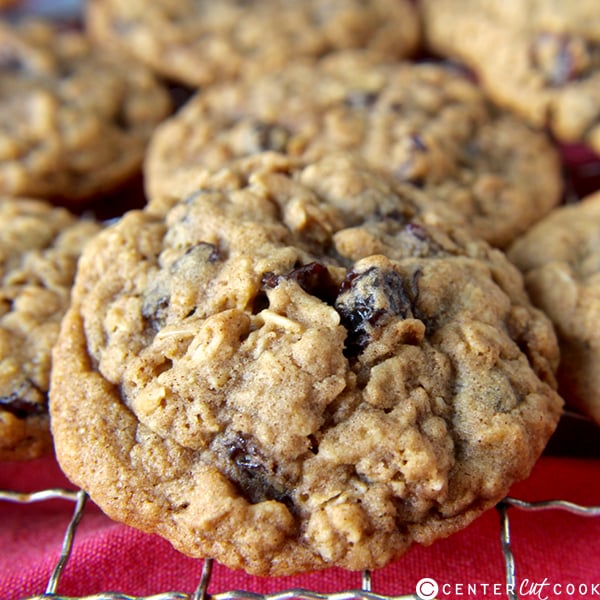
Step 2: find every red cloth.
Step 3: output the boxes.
[1,455,599,600]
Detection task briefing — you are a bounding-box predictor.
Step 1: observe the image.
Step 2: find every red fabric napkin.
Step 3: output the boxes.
[1,453,599,600]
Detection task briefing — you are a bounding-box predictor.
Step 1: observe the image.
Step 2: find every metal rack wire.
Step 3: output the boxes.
[1,484,599,600]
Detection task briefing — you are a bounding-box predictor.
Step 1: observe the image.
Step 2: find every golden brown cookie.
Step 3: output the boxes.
[422,0,600,153]
[508,191,600,426]
[85,0,420,87]
[0,19,171,202]
[145,53,562,248]
[0,197,101,461]
[50,152,563,575]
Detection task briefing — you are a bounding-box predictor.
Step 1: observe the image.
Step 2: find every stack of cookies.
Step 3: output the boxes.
[1,0,597,578]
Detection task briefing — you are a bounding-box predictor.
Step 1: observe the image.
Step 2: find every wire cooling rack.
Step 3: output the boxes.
[1,479,599,600]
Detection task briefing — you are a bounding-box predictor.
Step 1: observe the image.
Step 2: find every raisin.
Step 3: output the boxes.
[0,384,45,419]
[287,263,338,304]
[167,82,196,111]
[335,266,420,357]
[262,262,338,305]
[262,271,281,289]
[228,433,264,472]
[224,432,293,507]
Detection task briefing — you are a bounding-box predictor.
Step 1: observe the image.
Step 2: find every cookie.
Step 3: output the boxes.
[508,191,600,426]
[422,0,600,153]
[50,152,563,576]
[0,197,101,461]
[0,19,171,203]
[84,0,420,88]
[145,53,562,248]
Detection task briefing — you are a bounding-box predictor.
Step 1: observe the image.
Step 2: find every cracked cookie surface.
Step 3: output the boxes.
[50,153,563,575]
[0,19,171,202]
[422,0,600,153]
[0,198,101,461]
[145,54,562,248]
[508,191,600,426]
[85,0,419,87]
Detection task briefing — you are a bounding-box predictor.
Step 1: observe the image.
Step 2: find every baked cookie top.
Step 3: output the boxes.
[84,0,420,87]
[0,19,171,202]
[50,152,563,575]
[508,191,600,426]
[422,0,600,153]
[0,197,101,461]
[145,53,562,248]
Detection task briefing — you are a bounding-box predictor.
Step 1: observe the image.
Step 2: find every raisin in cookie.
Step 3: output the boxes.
[85,0,419,88]
[145,53,562,248]
[508,191,600,426]
[0,19,171,202]
[422,0,600,153]
[50,152,563,575]
[0,198,101,461]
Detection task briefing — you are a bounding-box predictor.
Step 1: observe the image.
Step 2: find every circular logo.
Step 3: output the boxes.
[416,577,439,600]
